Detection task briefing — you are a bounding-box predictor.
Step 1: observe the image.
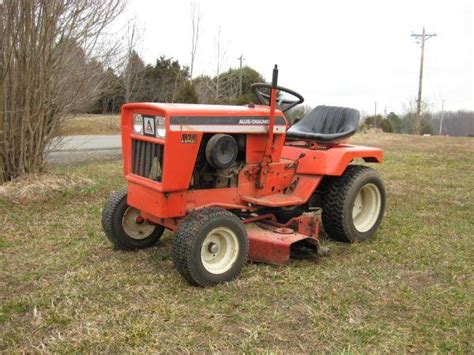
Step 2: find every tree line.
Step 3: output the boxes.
[90,51,264,114]
[361,110,474,137]
[92,52,473,138]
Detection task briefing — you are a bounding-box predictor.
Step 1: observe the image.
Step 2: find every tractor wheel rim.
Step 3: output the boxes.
[122,207,156,240]
[201,227,239,274]
[352,183,382,233]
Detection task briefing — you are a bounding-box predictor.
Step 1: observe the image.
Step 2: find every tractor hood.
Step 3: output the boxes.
[122,102,288,134]
[122,102,284,118]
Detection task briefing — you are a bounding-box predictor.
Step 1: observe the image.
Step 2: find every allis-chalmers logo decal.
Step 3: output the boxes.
[181,133,197,144]
[238,118,270,125]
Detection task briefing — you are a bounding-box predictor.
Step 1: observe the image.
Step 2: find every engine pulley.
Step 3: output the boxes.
[205,134,238,169]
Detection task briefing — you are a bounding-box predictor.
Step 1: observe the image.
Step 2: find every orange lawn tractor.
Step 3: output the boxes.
[102,65,386,287]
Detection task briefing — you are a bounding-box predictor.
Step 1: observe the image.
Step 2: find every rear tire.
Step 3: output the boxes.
[321,165,385,243]
[172,208,248,287]
[102,187,164,250]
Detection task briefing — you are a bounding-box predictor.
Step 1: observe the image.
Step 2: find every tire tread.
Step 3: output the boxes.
[172,208,248,287]
[101,187,163,250]
[322,165,378,242]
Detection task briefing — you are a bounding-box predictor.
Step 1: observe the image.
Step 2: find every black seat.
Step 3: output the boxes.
[286,105,360,143]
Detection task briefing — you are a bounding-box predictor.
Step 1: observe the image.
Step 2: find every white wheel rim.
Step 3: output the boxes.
[200,227,239,274]
[352,183,382,233]
[122,207,156,240]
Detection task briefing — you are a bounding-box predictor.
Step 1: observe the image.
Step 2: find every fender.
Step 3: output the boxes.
[281,144,383,176]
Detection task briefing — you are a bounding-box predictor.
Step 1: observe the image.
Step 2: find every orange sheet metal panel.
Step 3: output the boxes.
[246,222,318,264]
[281,144,383,176]
[127,181,187,218]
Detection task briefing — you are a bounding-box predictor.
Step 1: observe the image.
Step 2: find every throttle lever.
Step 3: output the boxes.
[286,152,306,169]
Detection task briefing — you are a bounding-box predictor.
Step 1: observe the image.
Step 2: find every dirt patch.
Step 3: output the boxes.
[0,173,94,204]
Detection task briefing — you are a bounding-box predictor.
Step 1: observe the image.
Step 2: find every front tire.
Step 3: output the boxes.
[321,165,386,243]
[172,208,248,287]
[101,187,164,250]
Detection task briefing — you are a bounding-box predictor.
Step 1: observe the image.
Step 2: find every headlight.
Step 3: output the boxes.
[156,116,166,138]
[133,114,143,134]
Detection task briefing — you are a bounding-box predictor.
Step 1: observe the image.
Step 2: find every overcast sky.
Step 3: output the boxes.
[123,0,473,114]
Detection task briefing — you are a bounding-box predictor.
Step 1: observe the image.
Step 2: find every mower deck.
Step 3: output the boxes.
[243,212,323,264]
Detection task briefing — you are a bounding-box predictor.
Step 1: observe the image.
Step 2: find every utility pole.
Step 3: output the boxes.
[411,27,437,135]
[374,101,377,130]
[439,99,445,135]
[238,54,244,96]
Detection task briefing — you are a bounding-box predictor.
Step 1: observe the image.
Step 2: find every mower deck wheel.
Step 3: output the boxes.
[172,208,248,287]
[101,187,164,250]
[321,165,385,243]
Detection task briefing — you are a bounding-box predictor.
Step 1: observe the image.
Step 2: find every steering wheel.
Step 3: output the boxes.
[250,83,304,112]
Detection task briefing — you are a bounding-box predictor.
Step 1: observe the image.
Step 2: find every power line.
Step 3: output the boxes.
[411,27,437,135]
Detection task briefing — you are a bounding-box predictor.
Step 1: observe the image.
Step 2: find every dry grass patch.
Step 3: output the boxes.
[352,131,474,155]
[0,173,94,204]
[58,114,120,136]
[0,133,473,352]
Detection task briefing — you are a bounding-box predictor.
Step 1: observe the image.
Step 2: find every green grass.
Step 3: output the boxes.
[1,133,473,352]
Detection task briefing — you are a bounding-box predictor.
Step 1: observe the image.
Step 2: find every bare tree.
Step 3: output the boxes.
[122,20,145,103]
[189,1,201,80]
[214,27,224,100]
[401,99,434,135]
[206,27,231,102]
[0,0,125,182]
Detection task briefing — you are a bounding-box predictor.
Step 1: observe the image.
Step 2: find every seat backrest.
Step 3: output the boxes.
[286,105,360,143]
[298,105,360,135]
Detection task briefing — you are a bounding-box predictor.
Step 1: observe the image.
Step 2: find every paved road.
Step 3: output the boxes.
[50,135,122,151]
[47,135,122,164]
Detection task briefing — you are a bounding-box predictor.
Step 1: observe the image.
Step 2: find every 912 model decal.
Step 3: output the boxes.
[181,133,197,144]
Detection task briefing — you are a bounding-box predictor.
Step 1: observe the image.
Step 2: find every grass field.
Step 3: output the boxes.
[1,133,473,352]
[58,114,120,136]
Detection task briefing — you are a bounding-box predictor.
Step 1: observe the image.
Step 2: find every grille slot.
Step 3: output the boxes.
[132,139,163,182]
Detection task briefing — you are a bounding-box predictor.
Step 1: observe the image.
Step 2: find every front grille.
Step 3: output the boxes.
[131,139,163,182]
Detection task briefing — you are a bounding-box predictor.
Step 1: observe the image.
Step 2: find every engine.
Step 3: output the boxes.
[191,133,245,189]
